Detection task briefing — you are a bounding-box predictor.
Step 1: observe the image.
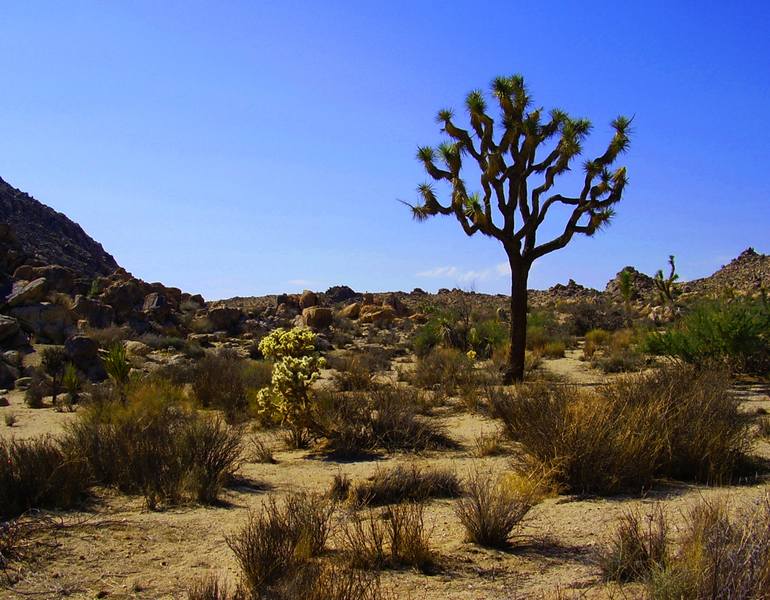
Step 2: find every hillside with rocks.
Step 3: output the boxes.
[0,177,119,279]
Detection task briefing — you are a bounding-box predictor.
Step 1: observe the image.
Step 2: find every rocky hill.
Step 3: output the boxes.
[0,177,119,279]
[689,248,769,296]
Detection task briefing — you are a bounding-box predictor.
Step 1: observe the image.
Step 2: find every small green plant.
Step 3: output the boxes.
[254,328,325,446]
[62,362,81,406]
[653,255,680,305]
[645,298,770,375]
[41,347,67,407]
[102,343,131,403]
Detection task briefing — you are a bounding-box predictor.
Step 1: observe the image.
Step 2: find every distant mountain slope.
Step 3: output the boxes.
[0,176,119,278]
[689,248,769,296]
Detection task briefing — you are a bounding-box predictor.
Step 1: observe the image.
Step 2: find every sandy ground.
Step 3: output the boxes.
[2,354,769,600]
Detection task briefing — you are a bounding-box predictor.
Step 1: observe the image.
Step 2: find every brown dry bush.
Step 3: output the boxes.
[490,364,752,495]
[454,470,540,548]
[247,435,277,464]
[329,348,393,392]
[601,495,770,599]
[409,347,476,397]
[348,464,461,507]
[66,381,241,508]
[187,576,246,600]
[313,387,456,457]
[597,505,669,583]
[226,492,334,597]
[191,349,271,422]
[0,436,90,520]
[342,502,435,573]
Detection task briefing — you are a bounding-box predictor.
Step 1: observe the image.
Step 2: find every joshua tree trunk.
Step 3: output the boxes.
[506,255,529,384]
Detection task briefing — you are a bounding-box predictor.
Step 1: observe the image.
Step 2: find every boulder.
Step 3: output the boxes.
[71,295,115,328]
[383,293,409,317]
[302,306,333,329]
[0,362,19,389]
[65,335,99,367]
[300,290,318,309]
[6,277,47,307]
[124,340,151,357]
[275,303,299,319]
[207,306,242,331]
[0,396,8,407]
[359,305,396,325]
[362,293,374,305]
[13,265,76,294]
[325,285,357,303]
[0,315,20,342]
[14,376,32,390]
[142,292,171,321]
[2,350,21,367]
[338,302,361,319]
[101,280,144,320]
[9,302,74,343]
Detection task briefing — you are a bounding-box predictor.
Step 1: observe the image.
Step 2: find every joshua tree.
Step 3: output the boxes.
[654,255,679,305]
[405,75,631,382]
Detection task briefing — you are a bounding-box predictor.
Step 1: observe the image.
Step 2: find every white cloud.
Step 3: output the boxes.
[286,279,316,287]
[417,262,509,284]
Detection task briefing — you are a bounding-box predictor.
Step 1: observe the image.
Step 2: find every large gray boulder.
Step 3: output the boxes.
[9,302,74,343]
[6,277,47,307]
[72,295,115,328]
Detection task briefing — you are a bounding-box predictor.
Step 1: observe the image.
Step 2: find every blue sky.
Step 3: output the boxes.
[1,2,768,300]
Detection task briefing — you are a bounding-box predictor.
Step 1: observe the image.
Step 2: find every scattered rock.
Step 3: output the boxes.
[338,302,361,319]
[302,306,333,329]
[207,306,242,331]
[0,315,20,341]
[325,285,357,302]
[300,290,318,309]
[6,277,47,307]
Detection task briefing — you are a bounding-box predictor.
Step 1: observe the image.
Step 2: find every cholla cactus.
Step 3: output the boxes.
[255,328,325,440]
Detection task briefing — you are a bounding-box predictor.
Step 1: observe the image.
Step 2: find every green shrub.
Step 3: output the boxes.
[0,436,90,520]
[645,298,770,375]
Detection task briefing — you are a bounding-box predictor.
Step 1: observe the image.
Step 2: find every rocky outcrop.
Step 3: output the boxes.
[302,306,333,329]
[0,176,119,278]
[604,267,656,302]
[690,248,770,296]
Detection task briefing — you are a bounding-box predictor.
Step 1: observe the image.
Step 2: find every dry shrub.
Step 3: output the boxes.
[279,562,388,600]
[247,435,277,464]
[187,576,245,600]
[409,347,476,397]
[540,340,566,359]
[454,470,542,548]
[192,350,270,422]
[600,495,770,599]
[184,416,244,503]
[490,364,751,495]
[328,472,352,502]
[66,381,241,508]
[473,431,508,457]
[329,349,392,392]
[85,325,131,348]
[313,387,456,457]
[592,348,644,373]
[226,493,333,597]
[597,505,669,583]
[348,464,461,507]
[342,502,435,572]
[0,436,90,520]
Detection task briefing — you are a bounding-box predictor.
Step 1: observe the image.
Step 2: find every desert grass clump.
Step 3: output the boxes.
[192,349,252,423]
[66,380,241,508]
[4,413,17,427]
[247,435,277,464]
[187,576,246,600]
[348,464,461,507]
[454,470,542,548]
[0,436,90,520]
[183,415,243,503]
[597,505,669,583]
[646,496,770,599]
[312,387,456,457]
[329,349,391,392]
[226,492,333,597]
[409,347,476,397]
[342,502,436,572]
[473,431,508,457]
[23,370,46,408]
[540,340,566,359]
[491,364,752,495]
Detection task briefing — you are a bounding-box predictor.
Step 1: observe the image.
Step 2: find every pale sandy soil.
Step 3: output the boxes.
[2,354,769,600]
